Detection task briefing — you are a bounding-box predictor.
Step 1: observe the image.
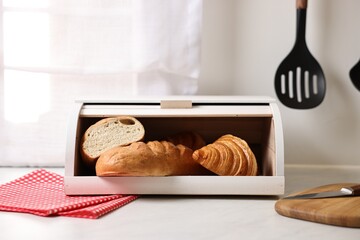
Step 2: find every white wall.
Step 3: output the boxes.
[199,0,360,165]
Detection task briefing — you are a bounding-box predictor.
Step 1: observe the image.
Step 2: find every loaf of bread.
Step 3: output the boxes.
[80,116,145,166]
[192,134,258,176]
[95,140,210,176]
[165,132,206,150]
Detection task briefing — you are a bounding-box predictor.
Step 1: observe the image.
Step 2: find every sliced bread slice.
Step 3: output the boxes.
[80,116,145,166]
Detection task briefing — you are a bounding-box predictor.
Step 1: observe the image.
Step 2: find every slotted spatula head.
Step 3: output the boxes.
[275,44,326,109]
[275,0,326,109]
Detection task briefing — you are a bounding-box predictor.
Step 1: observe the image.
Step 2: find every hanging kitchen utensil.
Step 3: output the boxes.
[350,59,360,91]
[275,0,326,109]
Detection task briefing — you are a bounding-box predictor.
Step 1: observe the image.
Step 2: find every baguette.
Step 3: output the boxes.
[80,116,145,166]
[95,140,210,176]
[165,131,206,150]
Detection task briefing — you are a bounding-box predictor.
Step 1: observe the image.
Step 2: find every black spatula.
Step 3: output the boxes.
[350,59,360,91]
[275,0,326,109]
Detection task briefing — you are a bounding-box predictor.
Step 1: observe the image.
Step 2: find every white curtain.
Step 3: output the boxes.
[0,0,202,166]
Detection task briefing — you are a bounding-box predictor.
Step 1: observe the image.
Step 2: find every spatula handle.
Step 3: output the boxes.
[343,184,360,196]
[296,0,308,9]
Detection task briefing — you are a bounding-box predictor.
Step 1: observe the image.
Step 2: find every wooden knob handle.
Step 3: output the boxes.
[296,0,308,9]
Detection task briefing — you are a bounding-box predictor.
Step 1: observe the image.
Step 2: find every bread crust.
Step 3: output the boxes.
[165,131,206,150]
[95,140,210,176]
[80,116,145,166]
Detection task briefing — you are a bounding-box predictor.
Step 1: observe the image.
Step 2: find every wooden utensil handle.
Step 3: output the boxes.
[349,184,360,196]
[296,0,308,9]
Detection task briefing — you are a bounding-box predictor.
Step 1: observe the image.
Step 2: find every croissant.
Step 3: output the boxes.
[96,140,210,176]
[192,134,258,176]
[165,132,206,151]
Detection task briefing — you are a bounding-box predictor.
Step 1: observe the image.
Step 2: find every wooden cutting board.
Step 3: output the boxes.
[275,183,360,228]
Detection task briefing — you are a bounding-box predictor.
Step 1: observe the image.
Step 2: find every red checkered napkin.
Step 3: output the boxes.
[0,169,137,219]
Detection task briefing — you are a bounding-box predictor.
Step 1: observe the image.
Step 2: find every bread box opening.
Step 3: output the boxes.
[65,97,284,195]
[74,115,275,177]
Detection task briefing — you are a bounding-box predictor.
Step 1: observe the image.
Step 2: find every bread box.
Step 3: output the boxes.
[64,96,284,195]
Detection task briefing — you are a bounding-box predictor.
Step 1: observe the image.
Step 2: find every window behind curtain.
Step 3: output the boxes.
[0,0,202,166]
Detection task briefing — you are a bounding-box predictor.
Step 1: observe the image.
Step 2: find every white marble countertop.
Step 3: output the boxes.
[0,165,359,240]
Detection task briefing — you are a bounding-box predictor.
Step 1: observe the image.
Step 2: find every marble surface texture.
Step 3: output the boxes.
[0,165,359,240]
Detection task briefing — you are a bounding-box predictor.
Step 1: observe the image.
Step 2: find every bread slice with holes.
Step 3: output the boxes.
[80,116,145,166]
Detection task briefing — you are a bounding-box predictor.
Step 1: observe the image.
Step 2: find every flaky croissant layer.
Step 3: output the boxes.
[192,134,258,176]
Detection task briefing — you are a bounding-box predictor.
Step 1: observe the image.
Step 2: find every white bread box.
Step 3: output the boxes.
[64,96,284,195]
